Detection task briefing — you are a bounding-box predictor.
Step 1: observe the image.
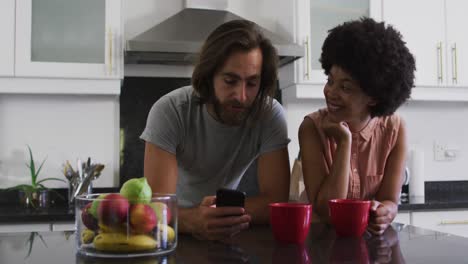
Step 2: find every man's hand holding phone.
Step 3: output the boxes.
[216,188,246,208]
[190,189,250,241]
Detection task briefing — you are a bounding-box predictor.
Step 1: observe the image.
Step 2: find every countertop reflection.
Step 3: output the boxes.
[2,223,468,264]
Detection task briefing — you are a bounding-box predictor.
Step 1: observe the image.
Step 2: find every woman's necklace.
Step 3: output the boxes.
[349,117,372,134]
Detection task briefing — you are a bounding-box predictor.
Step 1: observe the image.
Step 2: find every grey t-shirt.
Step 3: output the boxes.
[140,86,290,207]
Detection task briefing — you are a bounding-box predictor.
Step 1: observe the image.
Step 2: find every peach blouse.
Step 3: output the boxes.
[305,108,401,200]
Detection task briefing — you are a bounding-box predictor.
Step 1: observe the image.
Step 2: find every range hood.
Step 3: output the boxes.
[125,8,304,67]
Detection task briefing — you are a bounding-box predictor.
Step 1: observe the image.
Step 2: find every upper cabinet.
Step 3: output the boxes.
[295,0,371,85]
[382,0,468,87]
[0,0,15,77]
[445,0,468,86]
[15,0,123,79]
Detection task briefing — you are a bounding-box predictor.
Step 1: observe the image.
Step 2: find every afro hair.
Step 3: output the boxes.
[320,17,416,117]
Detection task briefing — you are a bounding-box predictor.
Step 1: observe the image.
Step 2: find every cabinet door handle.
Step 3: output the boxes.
[107,27,113,76]
[437,42,443,83]
[304,36,310,80]
[451,43,458,84]
[112,30,119,76]
[439,220,468,225]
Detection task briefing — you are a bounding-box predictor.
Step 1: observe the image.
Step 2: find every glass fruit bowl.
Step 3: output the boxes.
[76,193,177,258]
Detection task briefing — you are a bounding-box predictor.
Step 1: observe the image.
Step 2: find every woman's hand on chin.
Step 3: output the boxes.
[322,116,351,144]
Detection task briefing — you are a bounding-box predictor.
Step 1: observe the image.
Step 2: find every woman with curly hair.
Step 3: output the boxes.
[299,17,416,235]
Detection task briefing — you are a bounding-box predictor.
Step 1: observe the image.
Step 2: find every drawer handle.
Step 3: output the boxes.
[439,220,468,225]
[304,36,310,80]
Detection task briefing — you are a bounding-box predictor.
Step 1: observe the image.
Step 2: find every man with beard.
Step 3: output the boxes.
[140,20,291,241]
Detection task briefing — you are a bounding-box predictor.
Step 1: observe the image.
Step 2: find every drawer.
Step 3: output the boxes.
[412,210,468,238]
[0,223,51,233]
[394,211,411,225]
[51,221,75,231]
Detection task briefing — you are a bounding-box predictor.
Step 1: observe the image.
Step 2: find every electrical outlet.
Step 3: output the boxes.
[433,141,459,161]
[434,141,446,161]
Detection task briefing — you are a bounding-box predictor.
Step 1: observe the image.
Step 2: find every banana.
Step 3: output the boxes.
[81,229,95,244]
[93,233,158,252]
[98,223,127,233]
[157,224,176,244]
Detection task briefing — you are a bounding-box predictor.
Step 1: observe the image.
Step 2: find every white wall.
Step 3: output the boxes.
[282,91,468,182]
[399,100,468,181]
[0,94,120,188]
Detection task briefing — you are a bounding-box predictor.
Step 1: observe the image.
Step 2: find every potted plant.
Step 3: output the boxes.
[6,146,65,209]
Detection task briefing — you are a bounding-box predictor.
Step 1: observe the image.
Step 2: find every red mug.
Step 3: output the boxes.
[269,203,312,244]
[328,199,371,237]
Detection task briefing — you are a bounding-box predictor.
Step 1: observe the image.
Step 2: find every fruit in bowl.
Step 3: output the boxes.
[120,177,152,204]
[76,177,178,257]
[81,202,98,231]
[97,193,130,227]
[130,203,157,234]
[149,202,172,224]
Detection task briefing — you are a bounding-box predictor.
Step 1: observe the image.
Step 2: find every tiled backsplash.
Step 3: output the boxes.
[119,77,191,185]
[425,181,468,202]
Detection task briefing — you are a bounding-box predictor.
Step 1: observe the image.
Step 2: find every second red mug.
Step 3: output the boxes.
[328,199,371,237]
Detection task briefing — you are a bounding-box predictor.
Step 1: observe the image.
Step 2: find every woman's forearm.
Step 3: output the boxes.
[315,139,352,220]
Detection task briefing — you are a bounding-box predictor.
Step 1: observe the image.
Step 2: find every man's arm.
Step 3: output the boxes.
[144,142,178,194]
[144,142,250,239]
[245,147,290,224]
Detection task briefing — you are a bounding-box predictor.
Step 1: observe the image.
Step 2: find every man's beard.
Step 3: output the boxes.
[213,98,251,126]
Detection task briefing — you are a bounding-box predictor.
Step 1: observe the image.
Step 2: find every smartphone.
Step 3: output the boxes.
[215,188,246,208]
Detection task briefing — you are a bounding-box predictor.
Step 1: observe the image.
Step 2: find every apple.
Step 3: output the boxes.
[81,202,98,231]
[120,177,152,204]
[89,193,107,218]
[97,193,130,227]
[130,203,157,234]
[149,202,172,224]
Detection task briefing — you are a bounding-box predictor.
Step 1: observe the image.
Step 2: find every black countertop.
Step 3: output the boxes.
[1,223,468,263]
[2,197,468,224]
[399,196,468,211]
[0,197,468,224]
[2,181,468,223]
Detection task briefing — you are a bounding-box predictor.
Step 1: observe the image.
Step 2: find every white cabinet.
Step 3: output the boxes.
[394,211,411,226]
[382,0,468,87]
[445,0,468,86]
[51,222,75,232]
[0,0,15,76]
[15,0,123,79]
[286,0,381,99]
[0,223,51,233]
[411,210,468,238]
[0,221,75,233]
[294,0,373,86]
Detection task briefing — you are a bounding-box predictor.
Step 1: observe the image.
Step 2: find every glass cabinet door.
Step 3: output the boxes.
[309,0,369,71]
[31,0,105,64]
[16,0,122,79]
[0,0,15,76]
[297,0,369,83]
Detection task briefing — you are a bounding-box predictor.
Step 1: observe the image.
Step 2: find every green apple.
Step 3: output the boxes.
[120,177,152,204]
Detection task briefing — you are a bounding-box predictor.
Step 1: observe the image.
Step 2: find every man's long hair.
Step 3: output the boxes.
[192,19,279,122]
